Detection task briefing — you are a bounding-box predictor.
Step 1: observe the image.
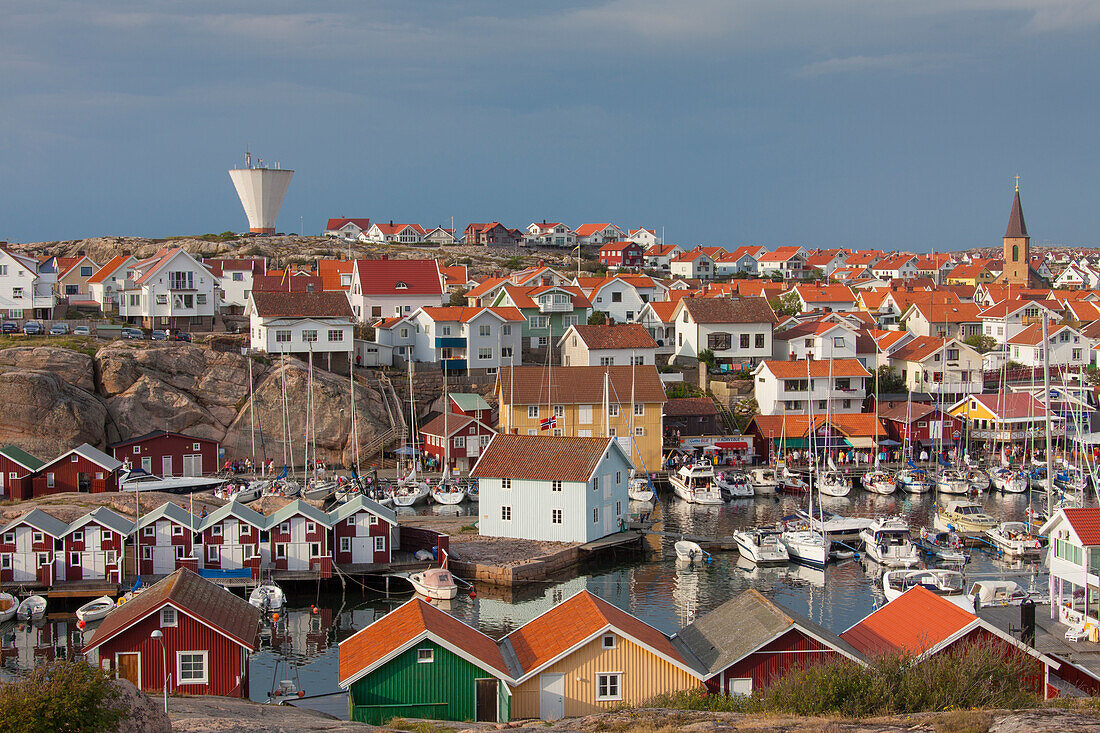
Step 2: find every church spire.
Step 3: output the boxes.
[1005,180,1028,239]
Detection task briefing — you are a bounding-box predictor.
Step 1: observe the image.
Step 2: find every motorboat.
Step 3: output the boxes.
[674,540,706,564]
[17,595,46,621]
[119,468,224,493]
[934,499,996,534]
[883,569,974,612]
[779,519,829,568]
[817,470,852,498]
[749,467,779,493]
[216,480,266,503]
[985,521,1043,558]
[776,466,809,494]
[733,528,789,565]
[668,463,724,505]
[408,567,458,600]
[989,467,1027,494]
[935,468,970,495]
[76,596,115,623]
[859,517,920,567]
[966,468,990,493]
[913,528,968,563]
[628,473,654,502]
[249,583,285,612]
[302,479,338,501]
[863,469,896,495]
[800,510,872,542]
[430,480,466,505]
[0,592,17,623]
[715,471,754,500]
[968,580,1029,606]
[896,468,933,494]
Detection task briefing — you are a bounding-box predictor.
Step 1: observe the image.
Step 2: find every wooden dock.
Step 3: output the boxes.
[579,530,644,553]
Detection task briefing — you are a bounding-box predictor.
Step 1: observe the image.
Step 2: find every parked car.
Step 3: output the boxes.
[22,321,42,335]
[121,327,145,340]
[49,323,70,335]
[169,331,192,342]
[150,330,168,341]
[73,325,92,336]
[1,322,17,334]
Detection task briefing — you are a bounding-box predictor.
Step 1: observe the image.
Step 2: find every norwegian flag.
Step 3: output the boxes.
[540,416,557,431]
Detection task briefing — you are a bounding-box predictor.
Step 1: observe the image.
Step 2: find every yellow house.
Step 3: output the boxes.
[947,391,1065,445]
[505,590,704,720]
[497,365,666,471]
[944,262,996,287]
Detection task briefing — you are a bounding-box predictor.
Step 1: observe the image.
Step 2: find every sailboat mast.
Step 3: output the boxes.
[350,350,360,476]
[806,357,814,521]
[873,357,880,468]
[603,371,610,438]
[248,351,256,466]
[443,361,449,472]
[1042,313,1054,516]
[280,353,289,471]
[630,350,636,465]
[408,360,416,473]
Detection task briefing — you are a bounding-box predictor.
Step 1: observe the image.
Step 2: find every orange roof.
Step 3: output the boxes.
[727,245,767,260]
[339,598,510,686]
[947,262,991,279]
[759,359,870,379]
[599,240,642,253]
[500,284,591,310]
[317,259,353,275]
[644,244,680,257]
[1067,301,1100,322]
[747,413,887,439]
[642,300,679,323]
[86,254,131,284]
[977,298,1060,319]
[574,222,615,237]
[909,302,983,323]
[873,253,916,271]
[672,250,712,263]
[794,284,856,302]
[1006,322,1077,346]
[841,586,975,658]
[505,590,691,678]
[858,290,889,309]
[465,277,511,299]
[1059,508,1100,546]
[759,246,803,263]
[889,336,958,362]
[419,306,525,323]
[844,251,883,266]
[439,265,469,284]
[871,329,910,350]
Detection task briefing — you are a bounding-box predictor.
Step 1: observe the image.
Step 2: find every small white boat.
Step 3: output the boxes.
[733,528,789,565]
[430,481,466,505]
[392,473,430,506]
[248,583,285,612]
[628,472,654,502]
[749,467,778,493]
[668,463,724,505]
[936,468,970,495]
[17,595,46,621]
[969,580,1029,606]
[985,521,1043,557]
[674,540,706,564]
[408,567,458,600]
[859,517,920,567]
[0,592,17,623]
[863,469,896,495]
[217,481,266,503]
[716,471,754,499]
[883,569,974,612]
[120,469,224,493]
[913,528,968,564]
[896,468,933,494]
[779,521,829,568]
[818,470,851,498]
[989,467,1027,493]
[75,595,115,623]
[966,468,990,493]
[776,467,809,494]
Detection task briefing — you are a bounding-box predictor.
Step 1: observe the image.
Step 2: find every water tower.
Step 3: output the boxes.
[228,151,294,234]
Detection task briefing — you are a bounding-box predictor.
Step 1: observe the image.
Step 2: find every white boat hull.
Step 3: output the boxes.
[780,531,828,568]
[674,541,705,563]
[17,595,46,621]
[734,533,789,564]
[0,592,17,623]
[249,584,285,611]
[76,596,116,622]
[409,573,458,600]
[669,477,724,504]
[431,488,466,505]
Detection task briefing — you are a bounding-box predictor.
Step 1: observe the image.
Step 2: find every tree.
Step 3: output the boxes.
[587,310,607,325]
[964,333,997,354]
[876,365,907,395]
[0,660,127,733]
[769,291,802,317]
[447,288,468,307]
[697,348,716,367]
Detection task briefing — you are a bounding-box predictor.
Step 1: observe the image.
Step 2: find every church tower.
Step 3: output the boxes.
[1002,178,1031,286]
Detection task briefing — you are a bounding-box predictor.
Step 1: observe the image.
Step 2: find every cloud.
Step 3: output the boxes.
[795,53,954,78]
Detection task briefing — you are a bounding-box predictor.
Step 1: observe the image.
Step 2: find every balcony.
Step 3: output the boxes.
[538,300,572,313]
[970,424,1066,441]
[435,337,467,348]
[439,358,467,371]
[922,381,984,395]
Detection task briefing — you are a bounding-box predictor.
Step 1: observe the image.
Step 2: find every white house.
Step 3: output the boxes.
[0,509,68,584]
[86,255,138,312]
[0,246,56,319]
[471,435,631,543]
[265,500,332,573]
[558,324,658,367]
[979,298,1064,346]
[641,244,683,272]
[793,284,858,313]
[117,247,218,330]
[804,249,848,277]
[1007,323,1089,368]
[635,300,679,357]
[349,258,445,322]
[871,254,919,281]
[752,359,871,416]
[1040,508,1100,630]
[525,222,576,248]
[901,301,984,340]
[628,228,661,248]
[363,222,426,245]
[574,223,625,246]
[206,258,266,311]
[772,321,858,361]
[887,336,984,399]
[134,503,199,576]
[371,314,417,362]
[324,218,372,240]
[248,291,356,372]
[408,306,525,375]
[579,275,667,324]
[672,296,777,365]
[757,247,809,280]
[669,250,715,280]
[423,227,458,245]
[714,250,761,278]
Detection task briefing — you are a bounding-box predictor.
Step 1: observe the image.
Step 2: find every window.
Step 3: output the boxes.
[417,648,434,664]
[310,542,320,557]
[755,333,765,349]
[275,330,291,343]
[635,426,645,436]
[10,288,22,299]
[503,324,511,335]
[501,346,513,358]
[71,530,83,543]
[374,536,386,552]
[328,329,344,342]
[32,531,43,544]
[161,607,177,627]
[0,555,9,570]
[633,403,644,416]
[339,536,351,553]
[553,405,564,418]
[551,509,562,524]
[593,476,599,492]
[608,427,617,437]
[602,634,616,649]
[552,480,562,492]
[196,294,207,305]
[2,532,13,544]
[37,552,49,567]
[615,471,622,484]
[599,356,614,367]
[177,651,208,685]
[142,547,152,560]
[528,405,539,419]
[608,403,619,417]
[616,500,622,516]
[740,333,750,349]
[279,522,289,534]
[707,332,731,351]
[143,526,154,537]
[70,552,79,566]
[275,543,286,559]
[454,436,465,448]
[597,673,621,700]
[231,272,244,281]
[478,347,492,360]
[479,324,491,337]
[593,507,600,524]
[302,330,318,343]
[501,478,511,490]
[501,505,512,521]
[172,524,184,537]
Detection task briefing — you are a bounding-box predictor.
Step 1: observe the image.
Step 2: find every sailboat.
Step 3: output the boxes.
[816,358,849,498]
[430,363,466,505]
[896,384,933,493]
[393,361,429,507]
[780,360,830,568]
[864,365,895,494]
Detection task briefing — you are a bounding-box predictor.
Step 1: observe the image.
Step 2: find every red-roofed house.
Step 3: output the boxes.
[1042,508,1100,633]
[363,221,426,244]
[117,248,218,330]
[350,258,445,321]
[525,221,576,248]
[489,285,592,349]
[871,254,918,281]
[438,264,478,293]
[642,243,684,272]
[636,300,679,355]
[757,247,809,280]
[422,226,458,245]
[627,228,660,248]
[205,258,267,310]
[420,413,497,473]
[324,218,372,240]
[793,284,857,312]
[902,301,984,340]
[575,223,625,245]
[87,255,138,312]
[948,391,1066,447]
[670,250,715,280]
[979,298,1064,346]
[598,241,644,269]
[409,306,526,373]
[248,290,355,370]
[887,336,984,398]
[1007,323,1088,367]
[753,359,871,415]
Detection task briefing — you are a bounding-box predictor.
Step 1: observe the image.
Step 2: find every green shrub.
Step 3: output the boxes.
[0,660,126,733]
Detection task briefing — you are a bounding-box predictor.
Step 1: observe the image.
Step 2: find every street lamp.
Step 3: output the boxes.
[150,630,167,713]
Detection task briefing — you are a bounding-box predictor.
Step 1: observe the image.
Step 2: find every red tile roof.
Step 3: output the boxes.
[252,273,323,293]
[1006,323,1077,346]
[439,265,469,284]
[663,397,719,417]
[574,223,615,237]
[86,255,132,284]
[599,240,642,253]
[794,284,856,302]
[498,365,667,406]
[339,597,510,686]
[641,300,678,323]
[471,435,615,482]
[841,586,975,658]
[568,324,657,350]
[844,251,883,266]
[759,247,803,263]
[672,250,712,263]
[909,302,983,323]
[1061,508,1100,546]
[355,258,442,296]
[499,285,591,310]
[644,244,680,257]
[874,253,916,271]
[465,277,511,299]
[326,217,371,231]
[759,359,870,379]
[250,291,354,318]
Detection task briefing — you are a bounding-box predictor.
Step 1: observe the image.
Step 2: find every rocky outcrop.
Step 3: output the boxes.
[110,679,171,733]
[0,346,96,392]
[0,370,107,458]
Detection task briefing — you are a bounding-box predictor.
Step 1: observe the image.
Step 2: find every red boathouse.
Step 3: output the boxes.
[109,430,220,477]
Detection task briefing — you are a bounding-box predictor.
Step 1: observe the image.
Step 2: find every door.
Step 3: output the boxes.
[77,472,92,492]
[539,673,564,721]
[85,527,101,552]
[152,546,175,574]
[288,518,308,570]
[12,527,34,581]
[351,537,372,564]
[141,457,152,473]
[84,551,105,579]
[161,456,173,477]
[116,653,140,688]
[475,679,498,722]
[182,454,202,477]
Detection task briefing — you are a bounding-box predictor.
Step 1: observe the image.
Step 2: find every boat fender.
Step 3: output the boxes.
[298,690,305,698]
[272,612,280,623]
[77,619,85,629]
[311,605,319,615]
[469,591,477,599]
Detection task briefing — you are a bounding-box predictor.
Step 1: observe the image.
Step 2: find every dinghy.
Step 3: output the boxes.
[76,595,116,623]
[249,583,285,612]
[674,540,706,564]
[0,592,17,623]
[17,595,46,621]
[408,567,458,600]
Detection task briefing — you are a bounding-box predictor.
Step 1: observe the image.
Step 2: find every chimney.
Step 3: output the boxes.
[390,220,394,226]
[78,250,86,256]
[1020,600,1036,647]
[538,259,545,267]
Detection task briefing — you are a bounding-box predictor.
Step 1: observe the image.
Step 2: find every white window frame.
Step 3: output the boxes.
[275,543,287,559]
[602,634,616,649]
[161,606,178,627]
[596,672,622,701]
[501,505,512,521]
[552,480,562,492]
[339,536,351,553]
[417,648,434,664]
[528,405,539,419]
[174,524,185,537]
[177,650,208,685]
[374,536,386,552]
[551,509,562,524]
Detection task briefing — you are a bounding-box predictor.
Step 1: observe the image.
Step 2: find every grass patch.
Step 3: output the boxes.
[384,719,454,733]
[458,524,477,533]
[0,335,99,357]
[932,710,991,733]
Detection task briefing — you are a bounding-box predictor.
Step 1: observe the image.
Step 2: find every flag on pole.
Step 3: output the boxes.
[540,416,557,431]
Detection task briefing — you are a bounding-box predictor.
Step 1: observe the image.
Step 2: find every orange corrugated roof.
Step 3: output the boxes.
[747,413,887,438]
[841,586,975,658]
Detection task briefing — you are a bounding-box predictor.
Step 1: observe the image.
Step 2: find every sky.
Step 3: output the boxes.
[1,1,1098,251]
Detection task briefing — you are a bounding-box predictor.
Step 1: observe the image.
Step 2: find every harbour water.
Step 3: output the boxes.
[0,488,1055,719]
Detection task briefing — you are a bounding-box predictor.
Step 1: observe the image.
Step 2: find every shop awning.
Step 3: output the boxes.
[715,440,750,450]
[845,437,876,448]
[775,437,851,449]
